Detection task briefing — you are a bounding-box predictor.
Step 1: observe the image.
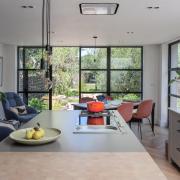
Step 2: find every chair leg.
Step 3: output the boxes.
[139,122,142,140]
[148,118,155,136]
[138,121,142,140]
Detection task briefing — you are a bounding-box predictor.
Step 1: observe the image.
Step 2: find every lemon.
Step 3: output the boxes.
[32,130,42,140]
[39,128,45,137]
[25,129,34,139]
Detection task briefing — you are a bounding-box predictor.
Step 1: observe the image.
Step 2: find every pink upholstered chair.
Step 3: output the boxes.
[80,97,94,103]
[117,102,133,125]
[132,99,154,139]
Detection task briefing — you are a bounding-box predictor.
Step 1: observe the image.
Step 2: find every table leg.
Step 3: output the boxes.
[106,116,110,125]
[151,103,155,135]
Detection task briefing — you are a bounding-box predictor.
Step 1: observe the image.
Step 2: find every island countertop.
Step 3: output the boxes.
[0,152,166,180]
[0,110,167,179]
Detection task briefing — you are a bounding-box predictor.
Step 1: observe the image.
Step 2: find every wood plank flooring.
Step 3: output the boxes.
[131,123,180,180]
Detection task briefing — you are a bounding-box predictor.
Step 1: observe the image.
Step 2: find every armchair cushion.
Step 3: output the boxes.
[18,113,37,123]
[26,106,38,114]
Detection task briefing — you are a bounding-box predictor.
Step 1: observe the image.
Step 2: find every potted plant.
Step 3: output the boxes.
[0,91,5,101]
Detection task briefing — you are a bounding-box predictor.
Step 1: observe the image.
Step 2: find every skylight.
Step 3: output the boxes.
[79,3,119,15]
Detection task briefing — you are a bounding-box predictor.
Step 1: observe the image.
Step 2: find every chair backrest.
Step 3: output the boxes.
[80,97,94,103]
[135,99,153,119]
[117,102,133,122]
[2,92,24,110]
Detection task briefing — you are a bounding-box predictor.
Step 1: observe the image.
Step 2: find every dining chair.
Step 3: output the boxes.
[131,99,154,139]
[79,97,94,103]
[117,102,134,126]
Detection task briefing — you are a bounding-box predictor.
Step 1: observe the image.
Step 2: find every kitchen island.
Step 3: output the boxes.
[0,110,166,179]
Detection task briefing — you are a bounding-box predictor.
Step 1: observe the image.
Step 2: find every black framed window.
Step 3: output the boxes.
[17,47,51,110]
[168,40,180,109]
[80,47,143,100]
[18,46,143,109]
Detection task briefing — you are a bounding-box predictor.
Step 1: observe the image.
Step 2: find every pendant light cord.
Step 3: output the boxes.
[46,0,51,50]
[42,0,45,58]
[93,36,97,62]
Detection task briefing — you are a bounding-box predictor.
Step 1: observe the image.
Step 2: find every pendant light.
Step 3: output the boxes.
[41,0,53,90]
[93,36,97,62]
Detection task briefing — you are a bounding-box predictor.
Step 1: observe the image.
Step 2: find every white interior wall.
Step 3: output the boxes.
[159,44,168,127]
[143,45,161,125]
[0,43,17,92]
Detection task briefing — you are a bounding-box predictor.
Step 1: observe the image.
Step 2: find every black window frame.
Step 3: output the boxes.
[79,46,143,100]
[168,40,180,107]
[17,46,143,109]
[17,46,52,110]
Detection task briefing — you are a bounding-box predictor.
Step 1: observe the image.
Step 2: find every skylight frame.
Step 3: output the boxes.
[79,3,119,15]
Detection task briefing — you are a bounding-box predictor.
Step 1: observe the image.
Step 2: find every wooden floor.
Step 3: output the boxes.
[131,123,180,180]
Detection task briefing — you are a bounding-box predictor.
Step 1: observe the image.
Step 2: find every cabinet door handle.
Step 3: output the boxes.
[177,148,180,152]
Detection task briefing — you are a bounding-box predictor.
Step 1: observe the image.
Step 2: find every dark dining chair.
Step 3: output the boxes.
[131,99,154,139]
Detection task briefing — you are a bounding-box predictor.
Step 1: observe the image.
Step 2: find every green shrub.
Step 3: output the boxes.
[123,93,140,101]
[28,98,46,111]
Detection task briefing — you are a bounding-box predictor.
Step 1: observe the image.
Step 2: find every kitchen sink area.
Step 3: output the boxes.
[73,110,126,134]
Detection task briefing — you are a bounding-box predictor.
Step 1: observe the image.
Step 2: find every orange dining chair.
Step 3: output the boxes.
[132,99,154,139]
[80,97,94,103]
[117,102,134,126]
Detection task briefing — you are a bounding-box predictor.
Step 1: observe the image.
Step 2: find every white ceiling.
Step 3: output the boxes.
[0,0,180,46]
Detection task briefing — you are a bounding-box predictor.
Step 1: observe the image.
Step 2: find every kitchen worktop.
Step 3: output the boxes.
[0,110,167,179]
[0,152,166,180]
[0,110,145,152]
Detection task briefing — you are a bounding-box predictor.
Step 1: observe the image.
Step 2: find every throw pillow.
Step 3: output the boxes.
[16,106,27,115]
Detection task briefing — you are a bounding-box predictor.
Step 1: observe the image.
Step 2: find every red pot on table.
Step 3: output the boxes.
[87,101,105,113]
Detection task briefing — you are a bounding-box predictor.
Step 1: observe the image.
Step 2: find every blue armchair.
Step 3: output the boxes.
[0,126,14,141]
[2,92,38,123]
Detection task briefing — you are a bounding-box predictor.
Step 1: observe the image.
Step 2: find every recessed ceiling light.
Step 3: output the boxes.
[79,3,119,15]
[154,6,160,9]
[147,6,160,9]
[21,5,34,9]
[127,32,134,34]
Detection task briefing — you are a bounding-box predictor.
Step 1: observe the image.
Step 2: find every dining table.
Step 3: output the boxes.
[72,100,156,134]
